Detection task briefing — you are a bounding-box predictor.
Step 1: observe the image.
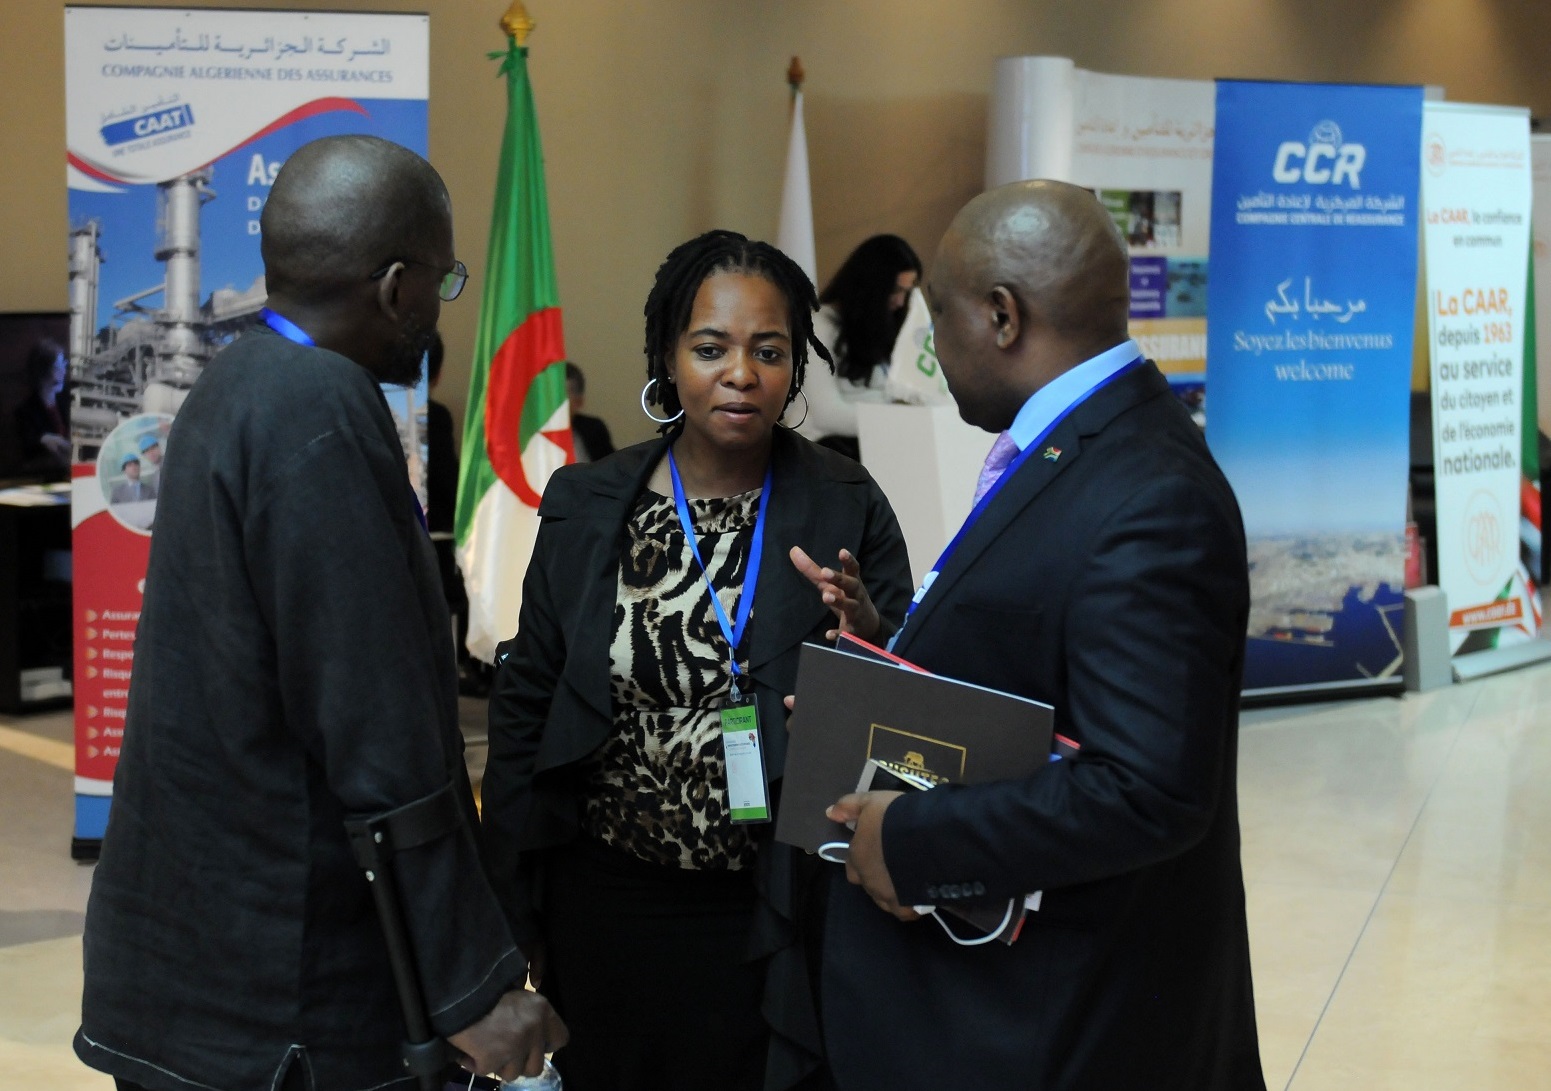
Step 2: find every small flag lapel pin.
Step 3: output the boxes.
[1043,446,1062,462]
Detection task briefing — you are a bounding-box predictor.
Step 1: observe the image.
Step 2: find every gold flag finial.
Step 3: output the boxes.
[787,56,805,91]
[501,1,535,46]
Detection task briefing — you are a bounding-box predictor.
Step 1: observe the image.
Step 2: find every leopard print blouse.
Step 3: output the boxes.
[579,485,763,870]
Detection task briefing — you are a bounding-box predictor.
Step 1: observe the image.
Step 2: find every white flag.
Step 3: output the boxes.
[777,89,817,286]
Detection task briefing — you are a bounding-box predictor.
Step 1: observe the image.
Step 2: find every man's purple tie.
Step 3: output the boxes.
[972,431,1020,506]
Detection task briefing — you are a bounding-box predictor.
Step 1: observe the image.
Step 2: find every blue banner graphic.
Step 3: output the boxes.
[1206,81,1423,693]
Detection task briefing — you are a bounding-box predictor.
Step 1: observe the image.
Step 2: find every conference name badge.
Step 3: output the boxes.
[719,695,771,824]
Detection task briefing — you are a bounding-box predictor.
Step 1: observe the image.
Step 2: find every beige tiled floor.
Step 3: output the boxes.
[4,664,1551,1090]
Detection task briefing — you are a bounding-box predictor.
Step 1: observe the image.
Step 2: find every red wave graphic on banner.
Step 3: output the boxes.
[199,97,369,171]
[68,97,368,183]
[68,156,125,185]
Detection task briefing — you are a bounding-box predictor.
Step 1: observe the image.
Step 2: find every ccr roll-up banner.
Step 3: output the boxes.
[1420,102,1545,674]
[65,6,429,853]
[1206,80,1423,698]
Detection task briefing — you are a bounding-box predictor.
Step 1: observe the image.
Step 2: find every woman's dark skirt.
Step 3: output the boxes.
[541,837,768,1091]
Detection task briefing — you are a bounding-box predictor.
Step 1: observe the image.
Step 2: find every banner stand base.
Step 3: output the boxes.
[1452,637,1551,683]
[1242,676,1404,708]
[1404,587,1453,693]
[71,837,101,862]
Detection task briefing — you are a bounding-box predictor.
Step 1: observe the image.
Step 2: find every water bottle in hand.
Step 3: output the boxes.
[502,1059,561,1090]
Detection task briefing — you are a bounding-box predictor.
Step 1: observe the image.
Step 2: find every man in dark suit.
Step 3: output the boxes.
[820,180,1265,1089]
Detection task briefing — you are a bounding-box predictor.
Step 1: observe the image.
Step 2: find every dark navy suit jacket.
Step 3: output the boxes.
[823,362,1266,1091]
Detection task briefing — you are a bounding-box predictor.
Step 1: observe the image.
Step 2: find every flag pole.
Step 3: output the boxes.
[777,56,817,285]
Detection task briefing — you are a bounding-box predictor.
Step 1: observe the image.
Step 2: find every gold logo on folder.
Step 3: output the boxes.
[866,724,967,786]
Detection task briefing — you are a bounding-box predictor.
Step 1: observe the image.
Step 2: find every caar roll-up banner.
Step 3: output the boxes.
[65,6,429,852]
[1532,134,1551,592]
[1206,81,1423,698]
[1420,102,1543,664]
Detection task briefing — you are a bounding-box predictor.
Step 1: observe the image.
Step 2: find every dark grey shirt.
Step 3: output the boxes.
[77,327,524,1091]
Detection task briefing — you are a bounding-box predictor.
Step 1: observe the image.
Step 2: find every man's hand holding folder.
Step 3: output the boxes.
[825,790,921,921]
[778,636,1064,944]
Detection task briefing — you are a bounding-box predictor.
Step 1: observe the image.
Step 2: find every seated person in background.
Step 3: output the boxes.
[108,453,156,504]
[15,338,71,477]
[796,234,921,460]
[564,361,614,462]
[482,229,914,1091]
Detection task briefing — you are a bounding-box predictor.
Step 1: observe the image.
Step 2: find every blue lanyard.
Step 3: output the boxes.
[261,307,315,347]
[668,450,772,697]
[261,307,428,533]
[900,357,1145,628]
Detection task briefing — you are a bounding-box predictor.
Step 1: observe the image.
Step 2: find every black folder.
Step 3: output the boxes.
[775,641,1055,853]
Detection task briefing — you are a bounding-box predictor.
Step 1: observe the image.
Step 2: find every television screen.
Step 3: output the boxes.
[0,312,72,483]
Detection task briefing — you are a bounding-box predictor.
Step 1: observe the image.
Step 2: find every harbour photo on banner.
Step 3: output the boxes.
[64,6,429,849]
[1421,102,1539,654]
[1206,80,1423,696]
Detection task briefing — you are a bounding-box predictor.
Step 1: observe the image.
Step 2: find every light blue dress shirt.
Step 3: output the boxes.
[1004,339,1143,454]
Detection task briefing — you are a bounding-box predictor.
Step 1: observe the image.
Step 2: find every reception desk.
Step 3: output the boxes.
[0,486,73,712]
[856,403,995,587]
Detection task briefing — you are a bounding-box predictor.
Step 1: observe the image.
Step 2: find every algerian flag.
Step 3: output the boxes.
[455,29,573,664]
[777,84,817,285]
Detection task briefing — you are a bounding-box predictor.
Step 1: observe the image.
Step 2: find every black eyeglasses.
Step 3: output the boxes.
[369,258,468,302]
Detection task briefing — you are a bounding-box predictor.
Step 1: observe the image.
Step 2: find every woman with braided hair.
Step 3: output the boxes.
[482,230,912,1090]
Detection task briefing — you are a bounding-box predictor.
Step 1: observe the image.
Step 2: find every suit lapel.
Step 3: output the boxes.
[748,431,853,671]
[893,362,1170,656]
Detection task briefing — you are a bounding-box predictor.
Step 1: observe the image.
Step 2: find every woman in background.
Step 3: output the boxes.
[14,338,71,477]
[796,234,921,459]
[482,230,912,1091]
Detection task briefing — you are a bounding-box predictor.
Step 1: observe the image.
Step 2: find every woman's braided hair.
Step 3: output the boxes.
[642,230,833,426]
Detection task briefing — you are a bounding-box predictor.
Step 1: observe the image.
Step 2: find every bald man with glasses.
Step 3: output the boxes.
[77,135,565,1091]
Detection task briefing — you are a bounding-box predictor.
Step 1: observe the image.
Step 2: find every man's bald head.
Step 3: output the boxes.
[944,180,1129,347]
[926,180,1131,430]
[261,135,450,301]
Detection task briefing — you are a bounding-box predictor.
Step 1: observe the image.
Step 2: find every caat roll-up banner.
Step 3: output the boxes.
[65,6,429,848]
[1206,80,1423,697]
[1420,102,1540,654]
